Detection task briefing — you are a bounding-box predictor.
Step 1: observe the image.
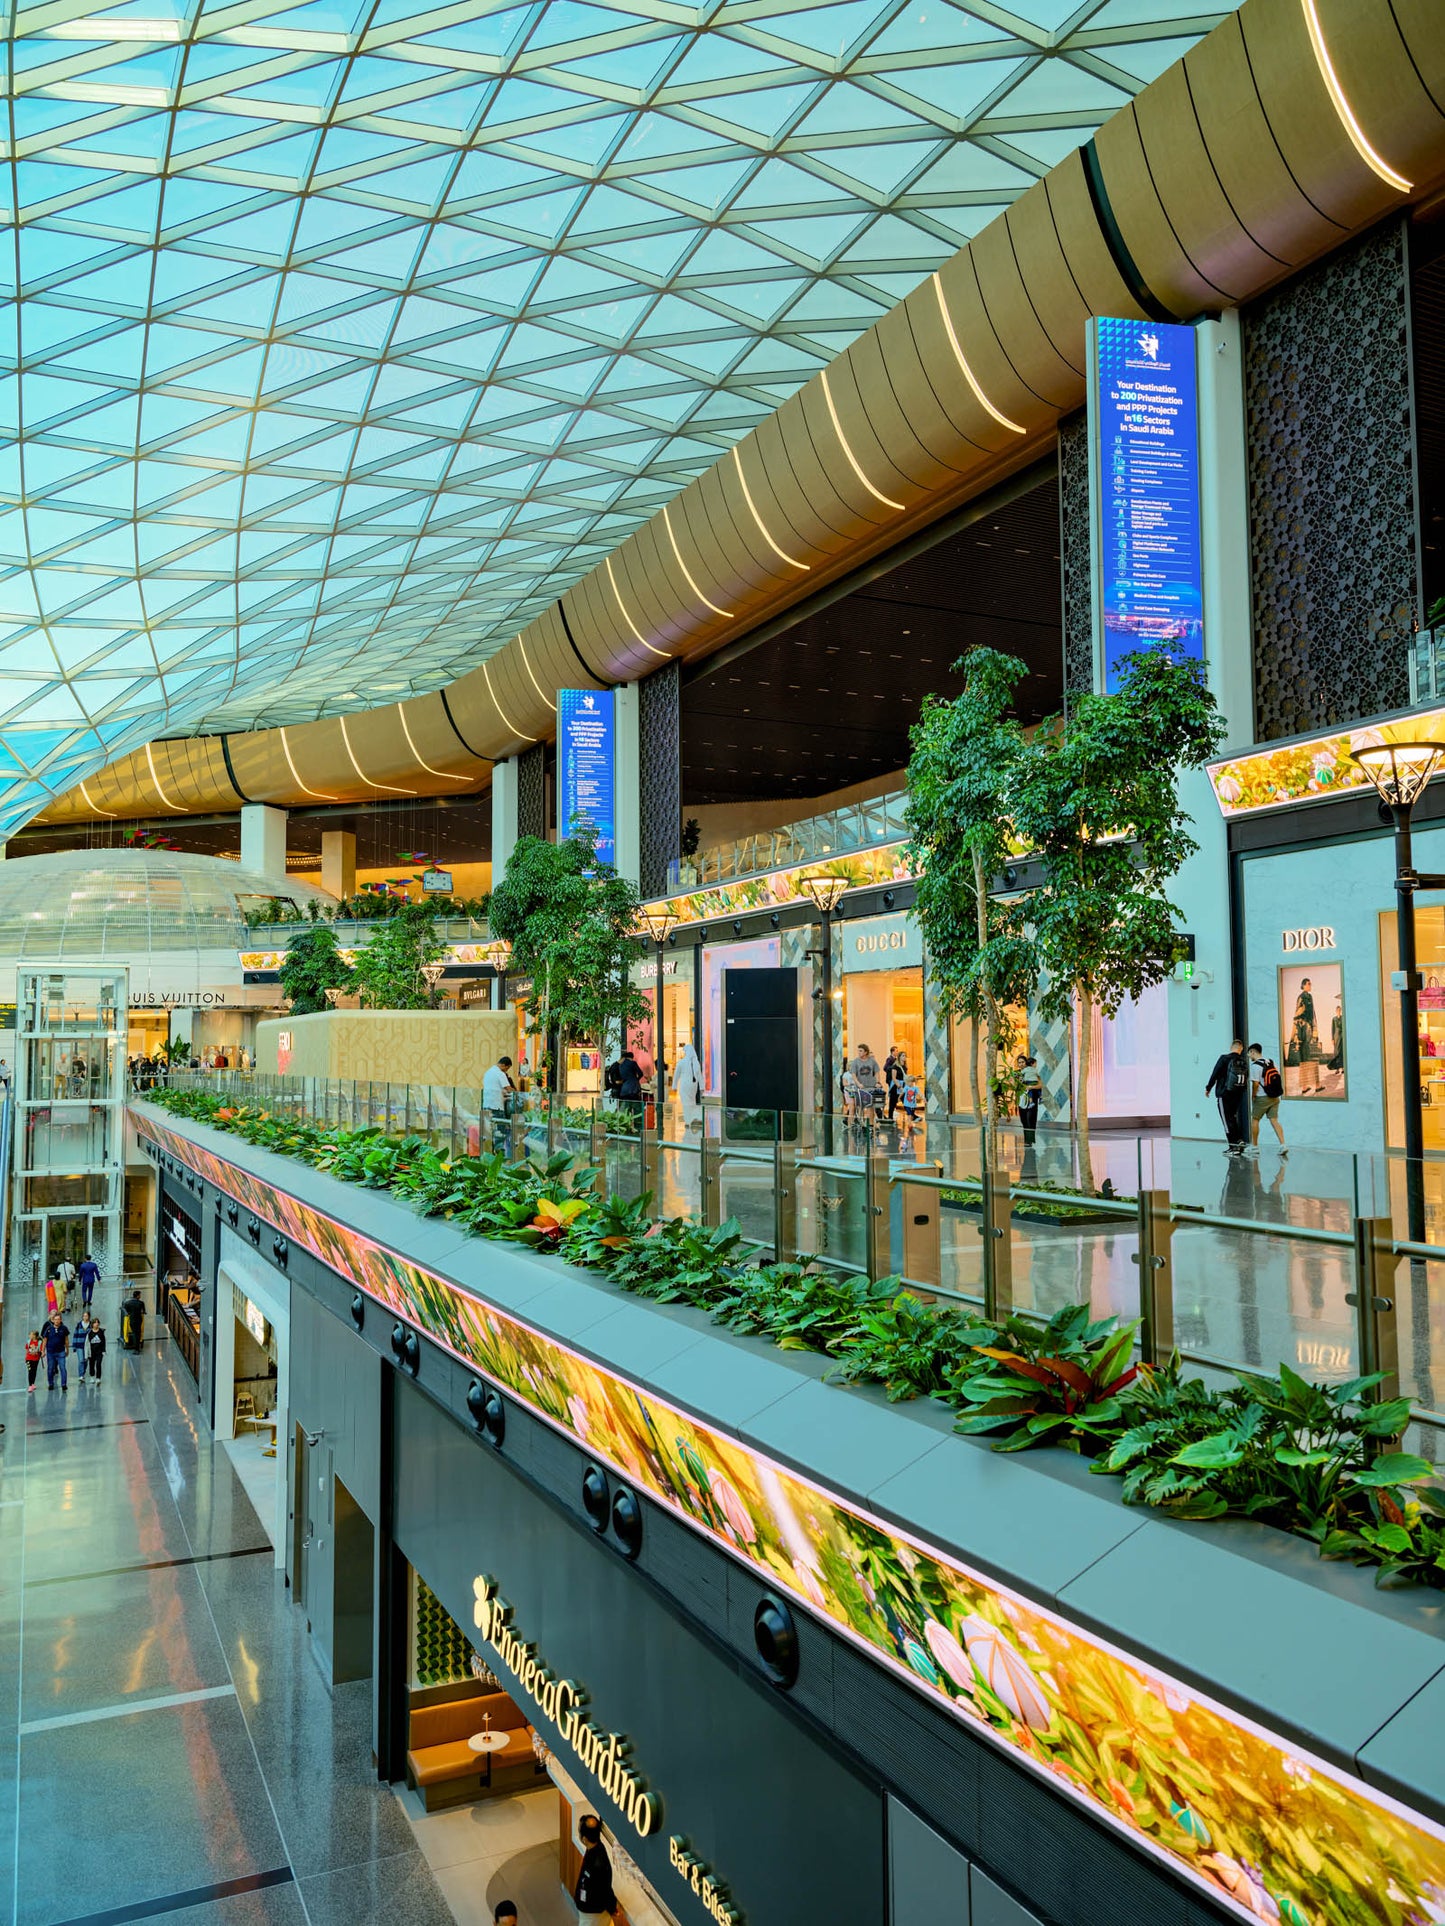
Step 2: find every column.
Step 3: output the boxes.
[321,829,355,901]
[240,804,287,880]
[613,681,640,888]
[491,758,518,883]
[1167,311,1253,1137]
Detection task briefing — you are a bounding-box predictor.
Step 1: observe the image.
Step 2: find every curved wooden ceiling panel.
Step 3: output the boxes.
[34,0,1445,833]
[1242,0,1407,230]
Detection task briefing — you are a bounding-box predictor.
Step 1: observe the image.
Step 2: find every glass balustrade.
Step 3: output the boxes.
[147,1068,1445,1435]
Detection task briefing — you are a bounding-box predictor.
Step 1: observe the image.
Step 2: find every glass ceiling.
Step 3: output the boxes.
[0,0,1229,830]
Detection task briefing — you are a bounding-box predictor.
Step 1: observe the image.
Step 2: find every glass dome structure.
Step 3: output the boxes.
[0,0,1224,833]
[0,849,332,960]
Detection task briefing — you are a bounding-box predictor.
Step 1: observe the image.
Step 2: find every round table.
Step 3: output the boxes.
[468,1729,509,1786]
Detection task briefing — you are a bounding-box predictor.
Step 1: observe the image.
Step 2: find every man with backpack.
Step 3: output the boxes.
[1205,1039,1251,1153]
[1248,1043,1288,1155]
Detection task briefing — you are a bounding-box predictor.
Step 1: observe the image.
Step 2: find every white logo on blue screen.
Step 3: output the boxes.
[582,694,598,712]
[1137,331,1160,362]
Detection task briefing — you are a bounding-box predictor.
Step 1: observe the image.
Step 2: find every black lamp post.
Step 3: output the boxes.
[1351,738,1445,1241]
[638,906,680,1103]
[799,872,848,1135]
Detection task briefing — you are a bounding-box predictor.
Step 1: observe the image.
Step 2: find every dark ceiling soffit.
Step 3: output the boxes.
[220,735,255,806]
[439,688,493,764]
[681,455,1059,690]
[556,599,615,689]
[1080,138,1177,327]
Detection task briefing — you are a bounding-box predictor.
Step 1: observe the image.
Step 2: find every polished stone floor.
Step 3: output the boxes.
[0,1279,459,1926]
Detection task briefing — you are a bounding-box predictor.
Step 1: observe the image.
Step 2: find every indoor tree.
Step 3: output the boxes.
[906,648,1038,1127]
[487,831,647,1090]
[1010,646,1225,1176]
[346,902,447,1010]
[279,921,351,1015]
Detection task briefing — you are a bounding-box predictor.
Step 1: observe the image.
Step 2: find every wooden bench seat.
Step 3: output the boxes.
[406,1689,539,1810]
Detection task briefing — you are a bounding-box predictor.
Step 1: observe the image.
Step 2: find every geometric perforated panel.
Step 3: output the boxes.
[1245,219,1419,741]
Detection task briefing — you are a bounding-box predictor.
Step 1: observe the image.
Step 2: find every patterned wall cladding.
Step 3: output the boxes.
[1058,415,1095,708]
[1244,220,1419,741]
[413,1574,475,1686]
[517,743,546,842]
[639,661,681,900]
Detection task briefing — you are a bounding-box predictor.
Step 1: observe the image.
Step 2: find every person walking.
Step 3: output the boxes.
[672,1038,704,1129]
[883,1045,902,1120]
[56,1255,76,1311]
[492,1905,518,1926]
[615,1050,644,1113]
[87,1320,107,1383]
[24,1330,41,1392]
[78,1253,100,1310]
[72,1311,91,1382]
[482,1055,515,1141]
[122,1285,147,1352]
[848,1043,883,1122]
[573,1814,617,1922]
[1205,1039,1252,1153]
[1017,1054,1043,1144]
[1248,1043,1288,1154]
[43,1311,69,1391]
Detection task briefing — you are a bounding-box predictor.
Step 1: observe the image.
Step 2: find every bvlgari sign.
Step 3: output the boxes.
[471,1575,660,1838]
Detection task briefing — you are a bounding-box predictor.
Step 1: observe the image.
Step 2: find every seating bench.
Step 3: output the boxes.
[406,1689,539,1810]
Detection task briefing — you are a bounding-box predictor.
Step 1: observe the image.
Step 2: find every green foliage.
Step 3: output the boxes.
[145,1083,1444,1591]
[279,921,352,1015]
[906,648,1037,1119]
[950,1303,1140,1450]
[487,830,646,1073]
[346,902,446,1010]
[1009,646,1226,1152]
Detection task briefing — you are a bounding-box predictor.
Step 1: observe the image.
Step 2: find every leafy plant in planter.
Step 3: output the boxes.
[142,1084,1445,1591]
[950,1303,1139,1450]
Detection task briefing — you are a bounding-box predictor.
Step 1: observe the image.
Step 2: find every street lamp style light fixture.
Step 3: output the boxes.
[638,905,681,1102]
[323,986,344,1007]
[420,960,447,1002]
[798,873,850,1137]
[1351,736,1445,1236]
[484,938,512,1011]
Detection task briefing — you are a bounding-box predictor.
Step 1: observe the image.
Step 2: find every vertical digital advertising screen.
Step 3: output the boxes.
[1092,317,1204,690]
[558,687,616,866]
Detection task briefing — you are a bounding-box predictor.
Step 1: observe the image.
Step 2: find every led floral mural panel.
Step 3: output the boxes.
[135,1106,1445,1926]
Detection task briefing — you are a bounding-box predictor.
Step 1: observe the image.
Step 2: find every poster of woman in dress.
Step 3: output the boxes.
[1277,963,1346,1098]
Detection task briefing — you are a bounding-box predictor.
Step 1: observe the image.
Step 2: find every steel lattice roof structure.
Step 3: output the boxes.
[0,0,1229,829]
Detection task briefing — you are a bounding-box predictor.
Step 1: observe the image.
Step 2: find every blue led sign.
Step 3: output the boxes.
[1093,318,1203,690]
[559,688,616,866]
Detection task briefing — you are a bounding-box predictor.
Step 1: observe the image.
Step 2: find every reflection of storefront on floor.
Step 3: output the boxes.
[214,1229,290,1561]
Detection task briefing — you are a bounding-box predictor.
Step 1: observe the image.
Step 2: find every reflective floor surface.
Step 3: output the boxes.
[0,1279,458,1926]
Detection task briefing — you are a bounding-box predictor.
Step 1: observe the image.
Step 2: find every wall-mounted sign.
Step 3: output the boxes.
[1092,317,1203,690]
[841,912,922,974]
[669,1837,742,1925]
[166,1211,190,1255]
[243,1298,268,1346]
[471,1574,659,1839]
[421,869,454,894]
[1278,962,1346,1100]
[131,991,229,1007]
[634,954,688,984]
[1282,926,1337,952]
[559,687,616,866]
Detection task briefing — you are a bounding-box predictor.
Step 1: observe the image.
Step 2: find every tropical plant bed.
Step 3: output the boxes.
[941,1184,1126,1228]
[144,1086,1445,1592]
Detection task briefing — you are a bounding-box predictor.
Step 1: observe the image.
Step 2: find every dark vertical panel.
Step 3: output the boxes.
[1245,218,1418,739]
[639,659,681,897]
[1057,415,1094,709]
[516,741,546,840]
